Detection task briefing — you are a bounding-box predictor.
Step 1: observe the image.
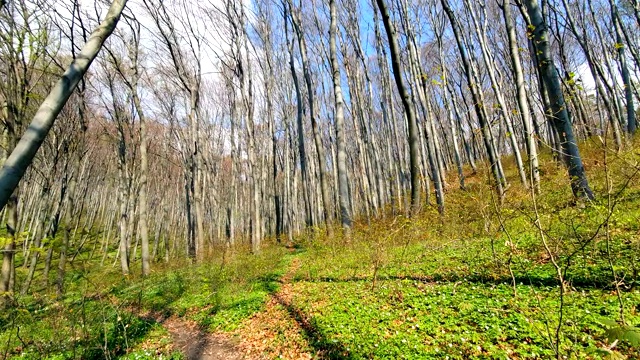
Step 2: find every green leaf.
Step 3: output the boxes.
[597,318,619,327]
[621,327,640,346]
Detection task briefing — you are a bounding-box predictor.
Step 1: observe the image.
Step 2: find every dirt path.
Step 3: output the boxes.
[231,257,322,359]
[164,256,315,360]
[164,316,245,360]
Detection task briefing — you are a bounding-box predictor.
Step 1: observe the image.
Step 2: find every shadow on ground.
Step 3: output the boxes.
[273,291,354,359]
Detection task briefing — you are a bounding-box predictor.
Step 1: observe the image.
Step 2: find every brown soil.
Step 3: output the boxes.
[231,257,322,359]
[164,257,318,360]
[164,316,246,360]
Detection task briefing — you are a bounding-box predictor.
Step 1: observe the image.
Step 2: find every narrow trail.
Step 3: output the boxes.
[231,257,321,359]
[164,256,319,360]
[164,316,245,360]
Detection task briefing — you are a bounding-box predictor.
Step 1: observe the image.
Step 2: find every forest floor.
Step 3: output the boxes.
[2,139,640,359]
[161,317,242,360]
[151,257,315,360]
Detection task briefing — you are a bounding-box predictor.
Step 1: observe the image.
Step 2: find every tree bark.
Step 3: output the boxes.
[524,0,594,200]
[502,0,540,192]
[290,4,333,233]
[329,0,352,234]
[442,0,505,197]
[375,0,421,214]
[610,0,636,135]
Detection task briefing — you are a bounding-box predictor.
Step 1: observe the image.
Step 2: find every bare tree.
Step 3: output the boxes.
[375,0,422,214]
[0,0,128,211]
[329,0,352,232]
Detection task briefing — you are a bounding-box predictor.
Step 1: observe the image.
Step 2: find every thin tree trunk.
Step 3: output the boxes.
[442,0,505,197]
[290,5,333,234]
[284,7,313,227]
[0,0,128,211]
[465,0,528,188]
[56,226,70,297]
[329,0,352,234]
[502,0,540,192]
[610,0,636,135]
[375,0,421,214]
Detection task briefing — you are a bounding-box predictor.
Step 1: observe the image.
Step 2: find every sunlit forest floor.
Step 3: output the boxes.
[2,136,640,359]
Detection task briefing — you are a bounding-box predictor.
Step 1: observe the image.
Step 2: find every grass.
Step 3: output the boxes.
[0,245,292,359]
[289,279,640,358]
[2,137,640,359]
[284,138,640,358]
[117,246,293,332]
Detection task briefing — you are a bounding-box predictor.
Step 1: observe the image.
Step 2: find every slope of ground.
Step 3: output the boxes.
[221,140,640,359]
[2,140,640,359]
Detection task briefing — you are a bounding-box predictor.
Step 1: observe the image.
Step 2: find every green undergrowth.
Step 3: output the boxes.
[291,279,640,359]
[4,138,640,359]
[116,246,293,332]
[0,245,291,359]
[286,139,640,358]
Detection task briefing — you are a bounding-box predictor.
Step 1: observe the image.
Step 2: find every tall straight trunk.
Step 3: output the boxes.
[398,4,444,213]
[440,68,465,189]
[232,5,262,253]
[521,17,554,151]
[610,0,636,135]
[226,79,237,246]
[586,0,624,149]
[290,6,333,233]
[0,192,16,304]
[137,98,150,274]
[373,9,406,213]
[465,0,528,188]
[284,7,312,227]
[420,79,445,213]
[329,0,352,233]
[284,118,296,241]
[1,100,18,304]
[442,0,505,197]
[266,57,282,243]
[343,61,373,218]
[502,0,540,192]
[22,176,66,295]
[247,61,261,254]
[191,103,205,259]
[554,0,621,149]
[374,17,401,212]
[48,175,73,288]
[447,81,477,173]
[123,46,151,274]
[117,134,130,275]
[56,225,70,297]
[375,0,421,214]
[615,11,640,101]
[352,69,380,216]
[524,0,594,200]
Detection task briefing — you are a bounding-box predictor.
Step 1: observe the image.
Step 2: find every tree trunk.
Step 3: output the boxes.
[138,96,150,275]
[610,0,636,135]
[442,0,505,197]
[375,0,421,214]
[290,4,333,234]
[502,0,540,192]
[465,0,528,188]
[284,7,313,227]
[524,0,594,200]
[56,226,70,297]
[0,0,128,211]
[330,0,352,234]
